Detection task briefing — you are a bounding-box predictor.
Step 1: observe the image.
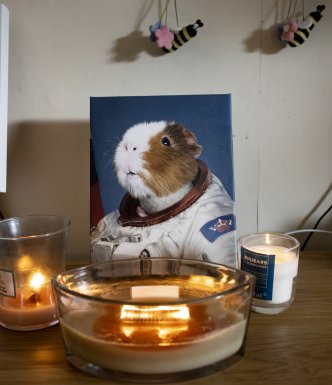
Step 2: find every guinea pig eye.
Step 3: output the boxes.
[161,136,171,147]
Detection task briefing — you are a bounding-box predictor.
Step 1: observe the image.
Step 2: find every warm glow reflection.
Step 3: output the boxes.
[17,255,33,270]
[122,326,135,338]
[157,325,188,339]
[188,275,215,287]
[220,275,229,284]
[29,272,46,290]
[120,305,190,323]
[75,281,91,294]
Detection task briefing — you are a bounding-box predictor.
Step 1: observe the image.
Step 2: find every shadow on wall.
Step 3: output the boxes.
[110,0,164,62]
[243,0,289,55]
[243,24,286,55]
[0,121,90,262]
[295,182,332,250]
[111,30,165,62]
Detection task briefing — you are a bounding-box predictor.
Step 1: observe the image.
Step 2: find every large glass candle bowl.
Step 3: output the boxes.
[52,258,255,383]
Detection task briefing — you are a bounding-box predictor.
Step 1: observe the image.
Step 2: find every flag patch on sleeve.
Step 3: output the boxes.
[200,214,236,242]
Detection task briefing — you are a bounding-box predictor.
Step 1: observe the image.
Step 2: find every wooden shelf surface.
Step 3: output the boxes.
[1,251,331,385]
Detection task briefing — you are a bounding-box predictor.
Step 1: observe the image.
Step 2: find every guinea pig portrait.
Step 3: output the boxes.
[91,121,237,267]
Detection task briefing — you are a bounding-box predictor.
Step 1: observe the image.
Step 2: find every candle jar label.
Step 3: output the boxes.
[0,268,15,297]
[240,247,275,301]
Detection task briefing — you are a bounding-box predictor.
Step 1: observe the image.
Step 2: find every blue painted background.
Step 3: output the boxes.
[90,94,234,215]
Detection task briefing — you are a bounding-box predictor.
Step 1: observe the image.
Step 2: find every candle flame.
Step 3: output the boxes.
[266,233,271,245]
[120,304,189,323]
[29,272,46,290]
[121,323,189,342]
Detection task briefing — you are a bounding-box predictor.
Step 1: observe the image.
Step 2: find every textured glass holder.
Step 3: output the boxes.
[0,214,70,330]
[238,232,300,314]
[52,258,255,383]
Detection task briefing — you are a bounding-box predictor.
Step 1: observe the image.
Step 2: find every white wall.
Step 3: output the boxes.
[0,4,9,192]
[0,0,331,262]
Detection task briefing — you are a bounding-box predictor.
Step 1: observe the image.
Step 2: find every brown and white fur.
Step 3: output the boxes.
[114,121,202,213]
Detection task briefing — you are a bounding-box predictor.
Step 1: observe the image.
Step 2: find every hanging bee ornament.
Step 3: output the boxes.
[162,20,204,53]
[150,20,204,54]
[149,1,204,54]
[279,5,326,47]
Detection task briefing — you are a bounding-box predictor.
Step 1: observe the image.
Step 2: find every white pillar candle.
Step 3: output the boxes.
[243,244,298,304]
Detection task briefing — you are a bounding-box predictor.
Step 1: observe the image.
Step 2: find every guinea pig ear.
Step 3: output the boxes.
[182,128,203,159]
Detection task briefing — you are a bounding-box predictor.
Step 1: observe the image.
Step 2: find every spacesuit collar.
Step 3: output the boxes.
[118,160,212,227]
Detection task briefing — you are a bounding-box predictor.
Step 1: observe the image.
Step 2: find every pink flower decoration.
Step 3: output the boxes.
[281,17,298,42]
[155,26,174,49]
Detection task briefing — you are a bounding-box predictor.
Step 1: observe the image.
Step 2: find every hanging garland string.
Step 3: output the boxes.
[286,0,295,19]
[291,0,298,17]
[159,0,179,28]
[174,0,180,29]
[159,0,171,25]
[285,0,304,19]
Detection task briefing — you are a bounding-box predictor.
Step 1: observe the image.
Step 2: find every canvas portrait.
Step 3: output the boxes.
[90,94,237,267]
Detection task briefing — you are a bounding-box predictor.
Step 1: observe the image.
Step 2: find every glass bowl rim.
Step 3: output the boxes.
[51,257,255,306]
[0,214,71,240]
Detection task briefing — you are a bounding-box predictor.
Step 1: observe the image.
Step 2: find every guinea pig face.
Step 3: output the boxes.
[114,122,167,199]
[114,121,202,199]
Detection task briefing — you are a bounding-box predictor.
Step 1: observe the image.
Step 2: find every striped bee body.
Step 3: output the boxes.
[163,20,203,53]
[288,5,325,47]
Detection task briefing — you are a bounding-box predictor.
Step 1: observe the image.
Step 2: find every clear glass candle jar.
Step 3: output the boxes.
[0,214,70,330]
[238,232,300,314]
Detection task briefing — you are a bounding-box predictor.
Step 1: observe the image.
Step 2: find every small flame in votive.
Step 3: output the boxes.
[29,272,46,290]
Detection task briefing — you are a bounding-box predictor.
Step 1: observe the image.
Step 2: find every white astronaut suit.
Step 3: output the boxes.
[91,161,237,268]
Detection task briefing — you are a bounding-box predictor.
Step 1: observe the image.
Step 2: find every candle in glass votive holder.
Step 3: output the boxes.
[238,232,300,314]
[0,214,70,330]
